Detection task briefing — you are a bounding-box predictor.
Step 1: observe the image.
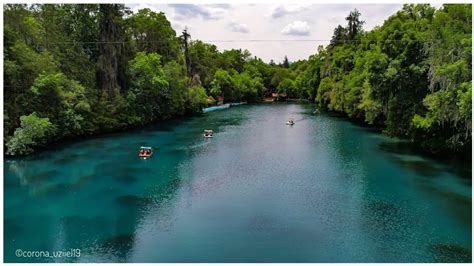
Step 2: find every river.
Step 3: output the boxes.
[4,103,472,262]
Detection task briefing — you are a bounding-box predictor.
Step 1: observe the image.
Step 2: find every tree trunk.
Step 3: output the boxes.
[97,4,124,99]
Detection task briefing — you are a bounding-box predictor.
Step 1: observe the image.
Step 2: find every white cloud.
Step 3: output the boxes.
[281,21,311,36]
[271,4,312,19]
[229,22,250,33]
[171,21,185,33]
[169,4,230,20]
[127,4,404,62]
[128,3,153,14]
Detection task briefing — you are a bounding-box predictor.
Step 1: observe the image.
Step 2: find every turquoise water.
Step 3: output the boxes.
[4,103,472,262]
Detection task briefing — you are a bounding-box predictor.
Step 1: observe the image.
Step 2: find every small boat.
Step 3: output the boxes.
[286,119,295,126]
[203,129,214,138]
[138,146,153,159]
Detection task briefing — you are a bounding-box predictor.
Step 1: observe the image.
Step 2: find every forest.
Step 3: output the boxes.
[3,4,472,156]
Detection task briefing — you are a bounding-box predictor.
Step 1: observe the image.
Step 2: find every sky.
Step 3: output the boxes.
[125,3,437,63]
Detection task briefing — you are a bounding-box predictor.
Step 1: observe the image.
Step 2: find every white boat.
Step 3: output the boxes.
[286,119,295,126]
[138,146,153,159]
[203,129,214,138]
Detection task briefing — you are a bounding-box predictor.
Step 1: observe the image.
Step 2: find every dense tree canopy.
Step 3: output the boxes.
[3,4,471,156]
[292,4,472,154]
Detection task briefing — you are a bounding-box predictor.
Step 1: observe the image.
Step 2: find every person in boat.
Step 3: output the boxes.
[139,147,153,157]
[204,129,213,137]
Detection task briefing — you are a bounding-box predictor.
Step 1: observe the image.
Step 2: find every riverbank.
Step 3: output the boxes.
[5,101,471,163]
[5,102,253,158]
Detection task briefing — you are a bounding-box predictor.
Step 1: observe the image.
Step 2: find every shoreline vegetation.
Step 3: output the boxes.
[3,4,472,157]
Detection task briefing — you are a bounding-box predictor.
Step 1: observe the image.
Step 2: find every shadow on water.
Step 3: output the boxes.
[94,161,144,184]
[415,179,472,229]
[59,215,110,247]
[53,153,82,164]
[115,178,183,210]
[115,195,152,207]
[148,177,186,205]
[4,217,24,242]
[114,173,139,184]
[101,234,135,262]
[430,243,472,263]
[392,158,443,177]
[320,109,470,179]
[361,200,427,262]
[72,173,96,189]
[22,169,59,184]
[380,140,472,232]
[379,141,472,180]
[99,176,185,261]
[32,182,72,197]
[363,201,408,240]
[322,109,381,128]
[22,172,96,197]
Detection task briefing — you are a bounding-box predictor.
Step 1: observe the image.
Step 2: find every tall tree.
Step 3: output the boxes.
[127,8,180,63]
[345,9,364,40]
[96,4,128,99]
[180,27,192,77]
[282,56,290,68]
[329,25,347,47]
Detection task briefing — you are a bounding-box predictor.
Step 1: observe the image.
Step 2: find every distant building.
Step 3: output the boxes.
[216,95,224,105]
[272,92,287,100]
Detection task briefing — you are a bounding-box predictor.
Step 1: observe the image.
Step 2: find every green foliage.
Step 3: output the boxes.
[358,80,383,124]
[127,8,180,63]
[232,71,265,102]
[210,68,265,103]
[302,4,471,153]
[163,61,188,116]
[270,67,292,90]
[27,72,92,137]
[210,69,233,99]
[93,90,129,131]
[188,40,221,88]
[411,4,472,152]
[316,77,335,107]
[6,113,56,156]
[220,49,251,73]
[3,4,471,156]
[186,86,208,113]
[127,52,170,123]
[277,78,296,97]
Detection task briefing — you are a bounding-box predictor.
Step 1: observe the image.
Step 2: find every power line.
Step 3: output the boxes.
[3,38,458,45]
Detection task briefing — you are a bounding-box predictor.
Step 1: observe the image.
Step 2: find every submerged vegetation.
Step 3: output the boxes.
[3,4,472,156]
